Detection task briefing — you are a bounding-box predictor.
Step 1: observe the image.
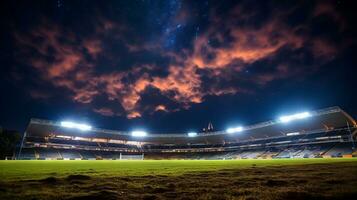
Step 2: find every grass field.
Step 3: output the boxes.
[1,158,357,199]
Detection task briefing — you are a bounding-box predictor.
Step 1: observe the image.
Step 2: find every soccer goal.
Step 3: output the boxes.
[120,153,144,160]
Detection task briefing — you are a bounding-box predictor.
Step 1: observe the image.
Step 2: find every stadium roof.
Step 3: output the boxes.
[25,106,356,145]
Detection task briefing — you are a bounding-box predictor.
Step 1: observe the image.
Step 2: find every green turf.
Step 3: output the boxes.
[1,158,357,199]
[1,158,356,181]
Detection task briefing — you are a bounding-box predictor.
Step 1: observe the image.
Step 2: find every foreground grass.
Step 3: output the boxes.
[1,158,357,199]
[0,158,355,181]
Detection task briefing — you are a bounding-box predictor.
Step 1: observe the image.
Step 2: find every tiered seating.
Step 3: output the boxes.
[60,149,81,159]
[95,151,122,159]
[352,149,357,157]
[78,150,96,159]
[257,148,281,159]
[293,147,314,158]
[308,144,334,157]
[238,150,265,159]
[106,143,133,148]
[324,143,353,157]
[18,128,355,160]
[219,151,241,159]
[38,148,61,159]
[49,139,99,147]
[96,151,114,159]
[48,138,139,152]
[18,148,36,160]
[275,147,298,158]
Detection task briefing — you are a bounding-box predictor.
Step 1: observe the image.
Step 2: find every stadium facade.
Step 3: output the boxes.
[17,106,357,160]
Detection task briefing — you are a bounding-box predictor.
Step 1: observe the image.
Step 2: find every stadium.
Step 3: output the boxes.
[17,106,357,160]
[2,107,357,199]
[2,0,357,199]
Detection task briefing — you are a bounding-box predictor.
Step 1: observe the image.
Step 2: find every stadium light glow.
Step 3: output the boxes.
[286,132,300,136]
[131,131,147,137]
[279,112,311,123]
[226,126,243,134]
[60,121,92,131]
[188,132,197,137]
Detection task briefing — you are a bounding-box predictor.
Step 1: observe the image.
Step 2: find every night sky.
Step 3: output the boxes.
[0,0,356,133]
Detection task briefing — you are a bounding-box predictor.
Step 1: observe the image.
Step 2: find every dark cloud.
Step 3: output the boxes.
[6,0,354,125]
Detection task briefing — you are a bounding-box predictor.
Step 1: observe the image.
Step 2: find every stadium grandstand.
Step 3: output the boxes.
[16,106,357,160]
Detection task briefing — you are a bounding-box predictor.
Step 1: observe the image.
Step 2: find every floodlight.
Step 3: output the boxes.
[286,132,300,136]
[131,130,147,137]
[226,126,243,134]
[60,121,92,131]
[279,112,311,123]
[188,132,197,137]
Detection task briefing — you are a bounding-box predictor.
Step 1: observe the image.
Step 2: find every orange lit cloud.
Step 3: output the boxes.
[189,18,303,70]
[83,39,102,58]
[155,105,168,112]
[127,111,141,119]
[16,2,342,119]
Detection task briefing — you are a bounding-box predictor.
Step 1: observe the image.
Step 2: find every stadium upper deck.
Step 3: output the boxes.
[24,106,356,145]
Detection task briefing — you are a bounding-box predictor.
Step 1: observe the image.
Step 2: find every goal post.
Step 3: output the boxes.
[120,153,144,160]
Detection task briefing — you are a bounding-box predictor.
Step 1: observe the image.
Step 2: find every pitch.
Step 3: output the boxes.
[1,159,357,199]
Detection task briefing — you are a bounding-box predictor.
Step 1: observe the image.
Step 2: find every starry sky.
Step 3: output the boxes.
[0,0,356,133]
